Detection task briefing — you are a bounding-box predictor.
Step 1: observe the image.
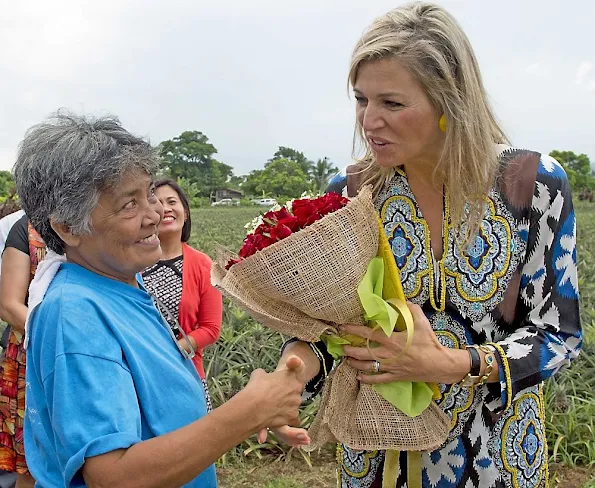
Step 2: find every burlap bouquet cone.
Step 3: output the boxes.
[211,186,450,452]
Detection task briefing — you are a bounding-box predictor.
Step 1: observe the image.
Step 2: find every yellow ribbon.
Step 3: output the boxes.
[407,452,423,488]
[382,450,400,488]
[326,216,436,487]
[378,215,426,488]
[381,451,423,488]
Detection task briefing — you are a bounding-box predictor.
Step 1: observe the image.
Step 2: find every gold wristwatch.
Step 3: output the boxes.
[460,345,495,388]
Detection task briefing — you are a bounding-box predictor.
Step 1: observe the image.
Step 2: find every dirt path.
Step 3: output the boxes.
[217,456,594,488]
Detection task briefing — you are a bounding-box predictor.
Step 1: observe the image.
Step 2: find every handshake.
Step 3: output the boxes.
[236,354,312,448]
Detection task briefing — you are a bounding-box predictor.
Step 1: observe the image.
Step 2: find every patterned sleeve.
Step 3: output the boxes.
[488,155,582,410]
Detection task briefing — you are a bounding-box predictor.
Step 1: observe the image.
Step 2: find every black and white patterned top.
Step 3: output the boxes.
[142,256,184,325]
[323,149,582,488]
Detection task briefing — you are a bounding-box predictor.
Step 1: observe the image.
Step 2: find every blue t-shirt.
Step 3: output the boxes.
[24,263,217,488]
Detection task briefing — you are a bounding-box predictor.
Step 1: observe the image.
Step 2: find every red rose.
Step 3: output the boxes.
[273,207,293,220]
[226,193,349,268]
[314,193,348,215]
[270,223,293,241]
[278,215,300,232]
[253,233,274,251]
[238,237,256,258]
[292,200,319,227]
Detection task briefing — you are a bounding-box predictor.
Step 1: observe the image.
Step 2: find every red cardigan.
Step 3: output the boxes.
[179,243,222,378]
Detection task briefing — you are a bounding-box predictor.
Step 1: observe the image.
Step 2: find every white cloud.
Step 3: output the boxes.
[574,61,593,85]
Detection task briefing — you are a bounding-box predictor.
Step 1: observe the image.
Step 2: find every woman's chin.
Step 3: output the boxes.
[135,249,162,274]
[371,149,400,168]
[157,225,180,238]
[374,157,400,169]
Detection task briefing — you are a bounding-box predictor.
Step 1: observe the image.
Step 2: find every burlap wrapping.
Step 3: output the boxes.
[212,186,450,451]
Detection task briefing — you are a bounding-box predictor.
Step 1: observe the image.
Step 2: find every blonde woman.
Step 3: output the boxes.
[272,3,582,487]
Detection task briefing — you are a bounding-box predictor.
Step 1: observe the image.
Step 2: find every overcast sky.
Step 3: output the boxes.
[1,0,594,176]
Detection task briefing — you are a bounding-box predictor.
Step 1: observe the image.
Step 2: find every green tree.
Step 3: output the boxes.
[176,177,201,200]
[310,157,338,194]
[270,146,313,176]
[549,150,594,191]
[228,175,246,191]
[0,170,15,198]
[158,131,233,197]
[243,158,310,198]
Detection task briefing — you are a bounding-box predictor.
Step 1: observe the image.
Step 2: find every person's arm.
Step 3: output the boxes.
[279,340,323,384]
[282,338,335,399]
[487,157,582,411]
[186,268,222,352]
[82,357,305,488]
[0,247,30,333]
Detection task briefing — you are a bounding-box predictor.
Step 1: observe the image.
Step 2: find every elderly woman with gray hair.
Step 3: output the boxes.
[13,113,311,488]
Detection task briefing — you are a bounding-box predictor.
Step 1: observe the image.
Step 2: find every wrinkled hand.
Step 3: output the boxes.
[257,424,311,447]
[255,356,311,447]
[242,356,308,445]
[342,302,466,385]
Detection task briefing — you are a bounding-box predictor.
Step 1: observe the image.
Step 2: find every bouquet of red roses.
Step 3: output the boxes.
[226,192,350,269]
[212,187,449,453]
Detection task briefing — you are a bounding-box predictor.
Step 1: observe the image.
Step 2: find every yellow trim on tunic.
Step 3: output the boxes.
[444,198,513,302]
[379,192,450,313]
[538,385,549,487]
[380,195,430,299]
[487,341,514,411]
[500,392,547,488]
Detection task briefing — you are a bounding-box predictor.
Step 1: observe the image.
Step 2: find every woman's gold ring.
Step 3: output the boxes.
[372,360,381,373]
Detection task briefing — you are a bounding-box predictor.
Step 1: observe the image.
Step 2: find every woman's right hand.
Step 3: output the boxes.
[261,424,311,447]
[254,342,321,447]
[242,355,306,434]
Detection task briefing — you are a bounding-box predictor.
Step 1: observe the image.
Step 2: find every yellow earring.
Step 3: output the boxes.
[439,114,447,133]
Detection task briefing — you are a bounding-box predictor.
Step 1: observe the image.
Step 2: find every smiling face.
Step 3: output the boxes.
[156,184,187,241]
[354,57,445,171]
[65,170,164,285]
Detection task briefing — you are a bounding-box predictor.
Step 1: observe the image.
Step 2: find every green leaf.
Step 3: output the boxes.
[372,380,435,417]
[355,256,434,416]
[357,257,397,336]
[322,334,351,360]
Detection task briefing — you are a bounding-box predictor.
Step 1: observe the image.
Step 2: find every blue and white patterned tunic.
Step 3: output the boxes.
[321,148,582,488]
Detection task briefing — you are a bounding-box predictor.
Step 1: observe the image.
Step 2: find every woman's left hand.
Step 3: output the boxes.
[178,336,197,354]
[342,302,469,385]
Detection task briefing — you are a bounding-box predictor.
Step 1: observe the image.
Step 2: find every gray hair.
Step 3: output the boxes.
[13,112,160,254]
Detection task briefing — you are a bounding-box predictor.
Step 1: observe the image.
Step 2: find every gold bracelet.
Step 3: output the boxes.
[476,345,495,386]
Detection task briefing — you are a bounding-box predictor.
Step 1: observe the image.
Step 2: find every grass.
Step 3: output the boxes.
[187,206,262,259]
[192,201,595,487]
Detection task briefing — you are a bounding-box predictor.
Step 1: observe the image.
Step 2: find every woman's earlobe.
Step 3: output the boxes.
[49,218,81,248]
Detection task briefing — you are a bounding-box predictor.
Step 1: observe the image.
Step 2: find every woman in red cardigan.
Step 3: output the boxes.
[142,179,222,410]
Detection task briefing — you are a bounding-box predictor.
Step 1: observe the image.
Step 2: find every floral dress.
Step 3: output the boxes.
[0,218,46,474]
[319,148,582,488]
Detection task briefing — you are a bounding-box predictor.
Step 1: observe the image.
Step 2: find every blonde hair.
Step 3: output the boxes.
[349,2,509,242]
